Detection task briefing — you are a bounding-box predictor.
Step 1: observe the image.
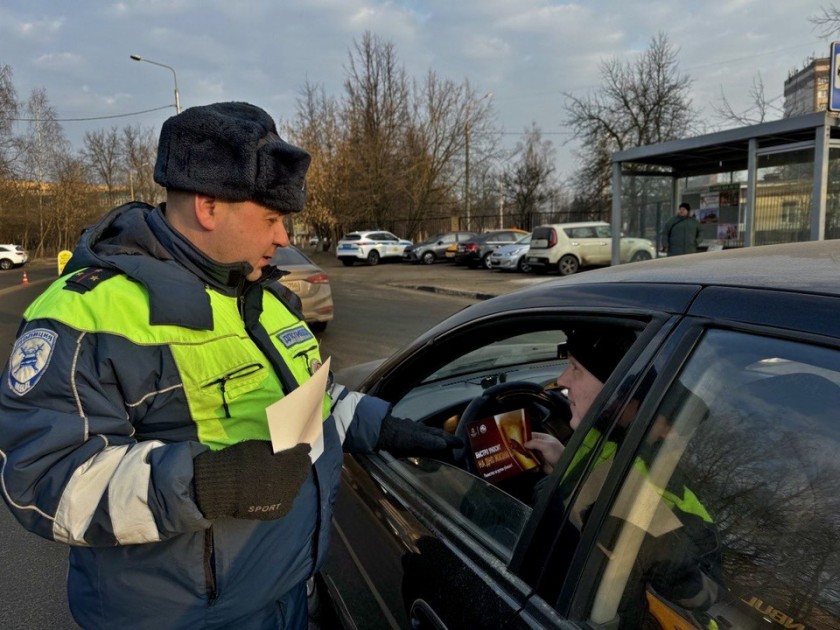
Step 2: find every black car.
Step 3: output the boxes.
[454,229,529,268]
[317,241,840,629]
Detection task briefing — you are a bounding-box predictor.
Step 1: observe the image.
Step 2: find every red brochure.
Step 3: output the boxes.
[466,408,540,483]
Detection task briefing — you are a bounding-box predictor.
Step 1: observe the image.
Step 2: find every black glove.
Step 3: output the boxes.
[376,414,463,457]
[193,441,311,521]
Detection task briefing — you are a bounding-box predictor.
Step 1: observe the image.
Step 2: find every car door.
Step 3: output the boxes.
[515,290,840,629]
[377,232,399,257]
[325,309,674,628]
[564,227,601,265]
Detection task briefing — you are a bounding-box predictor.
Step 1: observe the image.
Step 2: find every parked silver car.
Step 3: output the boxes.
[487,233,532,272]
[270,246,334,332]
[402,231,477,265]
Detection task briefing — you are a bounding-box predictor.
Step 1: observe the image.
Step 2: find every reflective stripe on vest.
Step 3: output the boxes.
[563,428,712,524]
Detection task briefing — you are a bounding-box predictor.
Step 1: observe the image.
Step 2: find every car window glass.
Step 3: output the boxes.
[341,234,360,241]
[388,458,533,560]
[422,330,567,383]
[570,227,595,238]
[578,329,840,629]
[595,227,611,238]
[270,247,308,266]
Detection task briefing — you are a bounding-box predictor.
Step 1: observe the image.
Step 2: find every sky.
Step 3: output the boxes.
[0,0,837,181]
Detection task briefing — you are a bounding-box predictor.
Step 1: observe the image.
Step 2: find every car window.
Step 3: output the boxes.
[270,246,309,266]
[383,232,399,241]
[569,227,596,238]
[577,329,840,629]
[594,226,611,238]
[341,234,361,241]
[440,234,454,244]
[422,331,567,382]
[388,458,533,560]
[380,317,649,571]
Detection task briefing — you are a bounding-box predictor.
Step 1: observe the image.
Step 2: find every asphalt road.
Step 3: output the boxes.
[0,257,485,628]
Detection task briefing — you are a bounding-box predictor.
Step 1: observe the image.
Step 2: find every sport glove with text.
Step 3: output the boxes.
[193,440,311,521]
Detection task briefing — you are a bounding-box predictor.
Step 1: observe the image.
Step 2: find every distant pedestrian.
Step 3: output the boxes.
[661,202,702,256]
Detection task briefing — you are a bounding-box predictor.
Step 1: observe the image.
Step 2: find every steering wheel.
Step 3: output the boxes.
[453,381,572,474]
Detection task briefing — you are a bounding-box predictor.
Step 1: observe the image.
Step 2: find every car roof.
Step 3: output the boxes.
[534,222,610,229]
[418,240,840,336]
[552,240,840,296]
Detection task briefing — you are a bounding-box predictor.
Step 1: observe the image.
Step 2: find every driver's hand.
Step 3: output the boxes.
[443,414,460,434]
[524,432,565,475]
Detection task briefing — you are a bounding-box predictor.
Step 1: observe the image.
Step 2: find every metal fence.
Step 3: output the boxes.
[334,208,610,243]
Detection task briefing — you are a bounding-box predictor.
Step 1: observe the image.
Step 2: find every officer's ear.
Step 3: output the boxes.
[194,194,219,231]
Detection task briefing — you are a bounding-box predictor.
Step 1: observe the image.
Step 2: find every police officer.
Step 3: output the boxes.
[0,102,458,629]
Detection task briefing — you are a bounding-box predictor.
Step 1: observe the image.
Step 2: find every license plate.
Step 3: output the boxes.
[339,244,355,250]
[282,280,302,293]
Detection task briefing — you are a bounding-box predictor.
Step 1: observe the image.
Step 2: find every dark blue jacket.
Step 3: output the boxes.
[0,203,389,629]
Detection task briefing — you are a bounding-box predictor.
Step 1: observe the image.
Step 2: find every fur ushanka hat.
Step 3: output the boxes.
[154,102,311,213]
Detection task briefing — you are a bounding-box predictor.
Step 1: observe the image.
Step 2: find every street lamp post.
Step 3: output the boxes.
[129,54,181,113]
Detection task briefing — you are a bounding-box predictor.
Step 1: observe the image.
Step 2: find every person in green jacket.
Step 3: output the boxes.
[660,202,702,255]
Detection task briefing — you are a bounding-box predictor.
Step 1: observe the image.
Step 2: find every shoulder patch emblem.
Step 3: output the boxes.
[8,328,58,396]
[276,325,314,348]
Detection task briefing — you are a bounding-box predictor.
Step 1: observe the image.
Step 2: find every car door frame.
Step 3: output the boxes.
[326,303,689,628]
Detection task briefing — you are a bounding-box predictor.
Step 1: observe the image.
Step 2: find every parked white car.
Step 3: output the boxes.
[336,230,413,266]
[526,222,655,276]
[0,244,28,270]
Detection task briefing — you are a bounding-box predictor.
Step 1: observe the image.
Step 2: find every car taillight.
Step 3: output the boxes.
[548,229,557,248]
[466,243,478,252]
[305,272,330,284]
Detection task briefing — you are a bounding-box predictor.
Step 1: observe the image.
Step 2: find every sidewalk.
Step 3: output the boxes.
[306,248,550,301]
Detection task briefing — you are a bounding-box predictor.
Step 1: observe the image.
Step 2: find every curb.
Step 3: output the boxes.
[388,283,498,301]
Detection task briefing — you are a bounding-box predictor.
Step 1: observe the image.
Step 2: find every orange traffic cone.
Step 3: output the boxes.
[22,270,29,285]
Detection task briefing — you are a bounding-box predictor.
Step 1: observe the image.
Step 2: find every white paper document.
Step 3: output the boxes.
[266,356,331,464]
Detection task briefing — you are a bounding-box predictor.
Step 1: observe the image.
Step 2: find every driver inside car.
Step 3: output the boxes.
[525,325,635,475]
[524,325,723,629]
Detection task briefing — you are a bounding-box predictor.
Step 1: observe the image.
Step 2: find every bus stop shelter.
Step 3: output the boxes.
[609,111,840,264]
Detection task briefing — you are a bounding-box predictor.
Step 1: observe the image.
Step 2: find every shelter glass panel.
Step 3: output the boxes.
[827,147,840,241]
[619,173,672,262]
[754,148,814,246]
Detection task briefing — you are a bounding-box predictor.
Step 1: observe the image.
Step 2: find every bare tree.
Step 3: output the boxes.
[0,64,20,178]
[289,81,345,247]
[341,31,412,231]
[712,72,782,126]
[17,87,69,256]
[564,32,697,216]
[501,124,557,230]
[82,127,122,205]
[122,124,159,204]
[51,153,92,252]
[809,5,840,36]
